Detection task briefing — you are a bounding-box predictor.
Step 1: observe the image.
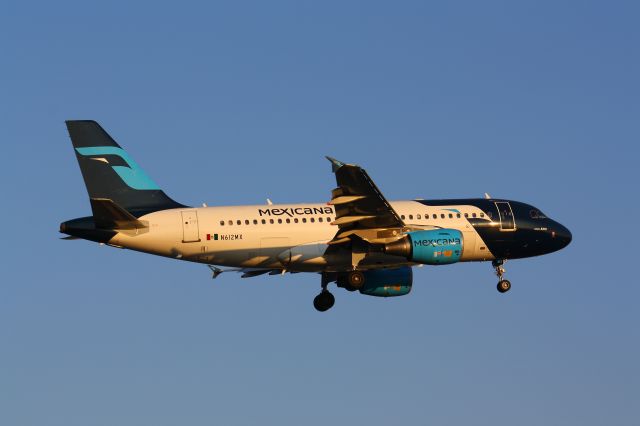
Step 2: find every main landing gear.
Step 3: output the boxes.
[313,290,335,312]
[493,259,511,293]
[314,272,335,312]
[347,270,365,289]
[313,270,365,312]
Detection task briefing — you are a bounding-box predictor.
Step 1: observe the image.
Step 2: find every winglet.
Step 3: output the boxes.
[325,156,345,173]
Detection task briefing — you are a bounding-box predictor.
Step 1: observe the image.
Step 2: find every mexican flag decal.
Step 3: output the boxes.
[206,233,219,241]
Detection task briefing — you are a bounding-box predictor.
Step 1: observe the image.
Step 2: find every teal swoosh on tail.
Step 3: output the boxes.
[75,146,160,190]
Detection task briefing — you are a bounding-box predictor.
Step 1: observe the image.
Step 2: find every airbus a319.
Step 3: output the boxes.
[60,121,572,311]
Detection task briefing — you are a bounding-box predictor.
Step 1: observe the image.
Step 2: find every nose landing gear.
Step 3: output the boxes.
[493,259,511,293]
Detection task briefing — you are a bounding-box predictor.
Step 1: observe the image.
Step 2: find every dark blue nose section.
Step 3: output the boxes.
[553,223,572,249]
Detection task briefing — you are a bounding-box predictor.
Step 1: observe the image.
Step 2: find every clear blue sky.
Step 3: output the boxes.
[1,1,638,425]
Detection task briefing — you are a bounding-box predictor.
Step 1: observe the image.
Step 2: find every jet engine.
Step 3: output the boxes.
[384,229,463,265]
[358,267,413,297]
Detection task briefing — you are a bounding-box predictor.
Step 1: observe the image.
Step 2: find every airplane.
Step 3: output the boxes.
[60,120,572,312]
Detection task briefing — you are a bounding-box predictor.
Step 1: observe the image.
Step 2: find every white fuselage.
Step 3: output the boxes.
[109,201,496,271]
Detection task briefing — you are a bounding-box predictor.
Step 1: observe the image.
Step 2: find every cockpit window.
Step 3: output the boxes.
[529,209,547,219]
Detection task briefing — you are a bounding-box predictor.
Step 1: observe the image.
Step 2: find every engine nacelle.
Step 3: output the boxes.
[385,229,463,265]
[359,267,412,297]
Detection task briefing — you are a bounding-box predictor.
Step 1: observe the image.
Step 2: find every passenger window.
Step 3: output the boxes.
[456,213,461,218]
[318,217,323,223]
[472,213,477,218]
[464,213,469,218]
[253,219,258,225]
[269,219,274,224]
[480,213,484,218]
[220,220,224,226]
[310,218,315,223]
[326,217,331,222]
[302,218,307,223]
[245,219,249,225]
[228,220,233,226]
[432,214,437,219]
[286,218,291,223]
[261,219,266,224]
[408,214,413,220]
[417,214,421,220]
[401,215,405,220]
[448,213,453,218]
[294,218,299,223]
[277,218,282,224]
[441,214,445,219]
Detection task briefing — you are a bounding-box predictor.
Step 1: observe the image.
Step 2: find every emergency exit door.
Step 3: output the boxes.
[181,210,200,242]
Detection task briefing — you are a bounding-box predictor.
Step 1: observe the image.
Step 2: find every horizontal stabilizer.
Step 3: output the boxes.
[90,198,146,230]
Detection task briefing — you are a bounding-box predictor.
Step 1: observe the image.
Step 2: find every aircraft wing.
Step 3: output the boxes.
[326,157,405,245]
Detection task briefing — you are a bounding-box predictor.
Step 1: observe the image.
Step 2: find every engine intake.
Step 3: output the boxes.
[385,229,463,265]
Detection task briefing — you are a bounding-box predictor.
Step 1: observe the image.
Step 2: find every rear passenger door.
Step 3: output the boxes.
[181,210,201,242]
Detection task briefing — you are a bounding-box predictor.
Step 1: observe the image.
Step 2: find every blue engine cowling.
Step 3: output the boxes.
[384,229,463,265]
[359,266,412,297]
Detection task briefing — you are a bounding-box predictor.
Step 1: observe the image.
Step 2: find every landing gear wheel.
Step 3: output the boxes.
[313,291,335,312]
[497,279,511,293]
[347,270,365,289]
[492,259,511,293]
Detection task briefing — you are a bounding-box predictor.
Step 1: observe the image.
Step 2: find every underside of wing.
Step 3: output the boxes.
[207,265,300,279]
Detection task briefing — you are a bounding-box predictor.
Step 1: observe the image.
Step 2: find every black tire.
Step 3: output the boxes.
[323,291,335,310]
[348,271,365,289]
[313,294,326,311]
[497,279,511,293]
[313,291,335,312]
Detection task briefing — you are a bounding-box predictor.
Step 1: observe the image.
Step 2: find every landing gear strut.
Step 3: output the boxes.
[493,259,511,293]
[314,274,336,312]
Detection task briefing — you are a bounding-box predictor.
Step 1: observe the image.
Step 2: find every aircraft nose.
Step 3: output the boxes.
[553,223,572,248]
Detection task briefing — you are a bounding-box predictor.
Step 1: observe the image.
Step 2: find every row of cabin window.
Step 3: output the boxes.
[220,217,333,226]
[220,212,487,226]
[400,212,487,220]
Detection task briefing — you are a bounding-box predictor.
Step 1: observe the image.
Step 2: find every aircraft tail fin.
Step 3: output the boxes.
[66,120,184,215]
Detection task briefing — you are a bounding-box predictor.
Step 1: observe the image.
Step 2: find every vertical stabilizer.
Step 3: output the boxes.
[66,120,184,215]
